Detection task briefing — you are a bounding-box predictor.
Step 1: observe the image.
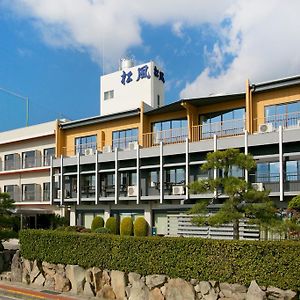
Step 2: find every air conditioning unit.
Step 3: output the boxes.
[127,141,138,151]
[172,185,185,195]
[259,123,273,133]
[84,148,94,156]
[251,182,264,191]
[102,145,112,153]
[127,185,137,197]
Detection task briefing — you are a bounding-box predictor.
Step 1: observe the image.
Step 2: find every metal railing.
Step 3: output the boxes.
[254,111,300,132]
[1,155,52,171]
[143,127,188,148]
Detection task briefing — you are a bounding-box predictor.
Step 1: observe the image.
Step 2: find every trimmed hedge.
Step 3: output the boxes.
[19,230,300,291]
[134,217,148,237]
[91,216,104,232]
[105,217,119,235]
[120,217,133,236]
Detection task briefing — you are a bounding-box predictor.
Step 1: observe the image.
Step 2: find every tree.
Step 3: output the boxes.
[0,192,15,228]
[284,195,300,239]
[189,149,280,240]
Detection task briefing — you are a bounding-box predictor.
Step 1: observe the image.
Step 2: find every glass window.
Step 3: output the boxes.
[75,135,97,155]
[4,185,18,201]
[43,182,50,201]
[43,148,55,166]
[5,153,20,171]
[104,90,114,100]
[22,184,36,201]
[165,168,185,184]
[22,151,38,168]
[286,160,299,181]
[256,162,279,182]
[112,128,138,150]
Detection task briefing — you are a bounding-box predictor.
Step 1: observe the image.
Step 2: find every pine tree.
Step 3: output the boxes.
[189,149,280,240]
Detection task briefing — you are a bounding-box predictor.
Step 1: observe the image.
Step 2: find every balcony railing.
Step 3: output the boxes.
[143,127,188,148]
[254,111,300,132]
[112,136,138,150]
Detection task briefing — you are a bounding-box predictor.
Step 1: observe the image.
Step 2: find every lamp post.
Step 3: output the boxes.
[0,87,29,126]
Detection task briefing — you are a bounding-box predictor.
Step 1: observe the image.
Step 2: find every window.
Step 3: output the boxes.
[265,100,300,128]
[4,153,20,171]
[81,175,95,198]
[43,148,55,166]
[200,108,245,139]
[165,167,185,185]
[286,160,300,181]
[104,90,114,100]
[43,182,50,201]
[22,184,36,201]
[152,119,188,144]
[112,128,138,150]
[256,162,280,182]
[157,95,160,107]
[75,135,97,155]
[4,185,19,201]
[22,150,38,168]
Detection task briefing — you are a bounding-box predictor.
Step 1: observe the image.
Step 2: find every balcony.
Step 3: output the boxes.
[254,111,300,132]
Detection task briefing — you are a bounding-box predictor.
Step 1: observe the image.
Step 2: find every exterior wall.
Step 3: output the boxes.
[100,61,165,116]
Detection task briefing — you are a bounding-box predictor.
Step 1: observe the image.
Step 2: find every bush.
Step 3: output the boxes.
[120,217,133,236]
[91,216,104,232]
[94,227,110,234]
[134,217,148,237]
[19,230,300,291]
[105,217,119,235]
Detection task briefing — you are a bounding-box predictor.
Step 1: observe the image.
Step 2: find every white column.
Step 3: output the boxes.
[50,156,53,205]
[136,144,140,205]
[244,130,249,182]
[213,135,218,197]
[77,152,80,205]
[160,141,164,204]
[279,126,284,201]
[95,150,99,205]
[185,137,189,200]
[114,148,119,205]
[104,207,111,222]
[60,155,64,206]
[69,206,76,226]
[144,204,152,234]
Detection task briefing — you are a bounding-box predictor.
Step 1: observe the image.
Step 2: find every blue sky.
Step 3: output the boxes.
[0,0,300,132]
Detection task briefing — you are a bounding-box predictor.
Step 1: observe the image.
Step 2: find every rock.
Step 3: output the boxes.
[129,280,149,300]
[93,267,102,293]
[128,272,141,284]
[44,275,55,290]
[190,279,198,285]
[199,281,211,295]
[30,260,41,283]
[111,270,126,299]
[220,283,234,298]
[246,280,266,300]
[33,273,45,287]
[160,285,166,296]
[102,270,111,286]
[66,265,86,294]
[231,284,247,294]
[97,284,116,299]
[149,287,164,300]
[86,268,94,283]
[267,286,297,300]
[0,254,4,273]
[194,284,201,293]
[203,289,218,300]
[83,281,95,297]
[54,273,71,292]
[145,274,167,290]
[42,261,56,277]
[165,278,195,300]
[23,259,32,274]
[56,264,65,275]
[10,250,22,282]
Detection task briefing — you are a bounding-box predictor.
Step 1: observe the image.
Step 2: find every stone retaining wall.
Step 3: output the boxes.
[10,251,297,300]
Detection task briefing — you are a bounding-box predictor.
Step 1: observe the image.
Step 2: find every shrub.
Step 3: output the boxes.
[120,217,133,236]
[94,227,110,234]
[105,217,119,235]
[19,230,300,291]
[91,216,104,232]
[134,217,148,237]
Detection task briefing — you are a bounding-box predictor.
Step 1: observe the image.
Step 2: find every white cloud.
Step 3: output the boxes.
[2,0,233,70]
[181,0,300,97]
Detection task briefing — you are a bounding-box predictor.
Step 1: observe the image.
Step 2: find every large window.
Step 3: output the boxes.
[22,184,37,201]
[81,175,95,198]
[256,162,280,182]
[286,160,300,181]
[43,148,55,166]
[265,100,300,128]
[75,135,97,155]
[4,153,20,171]
[152,119,188,144]
[4,185,19,201]
[200,108,245,139]
[22,150,39,168]
[43,182,50,201]
[112,128,138,150]
[165,167,185,185]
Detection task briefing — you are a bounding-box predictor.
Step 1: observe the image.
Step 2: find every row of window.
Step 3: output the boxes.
[2,148,55,171]
[3,183,50,202]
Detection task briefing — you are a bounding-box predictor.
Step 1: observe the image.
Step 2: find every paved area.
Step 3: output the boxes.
[0,283,81,300]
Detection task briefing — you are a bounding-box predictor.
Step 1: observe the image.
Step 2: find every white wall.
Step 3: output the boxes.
[100,61,165,116]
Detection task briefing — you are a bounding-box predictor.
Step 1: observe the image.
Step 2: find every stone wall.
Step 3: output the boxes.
[10,251,297,300]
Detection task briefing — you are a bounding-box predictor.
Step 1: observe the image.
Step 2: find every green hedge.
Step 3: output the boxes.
[19,230,300,291]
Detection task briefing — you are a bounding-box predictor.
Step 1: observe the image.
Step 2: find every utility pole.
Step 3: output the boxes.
[0,87,29,126]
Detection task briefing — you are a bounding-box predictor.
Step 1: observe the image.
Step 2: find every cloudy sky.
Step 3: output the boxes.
[0,0,299,131]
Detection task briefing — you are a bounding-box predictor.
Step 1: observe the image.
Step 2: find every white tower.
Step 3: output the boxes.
[100,60,165,116]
